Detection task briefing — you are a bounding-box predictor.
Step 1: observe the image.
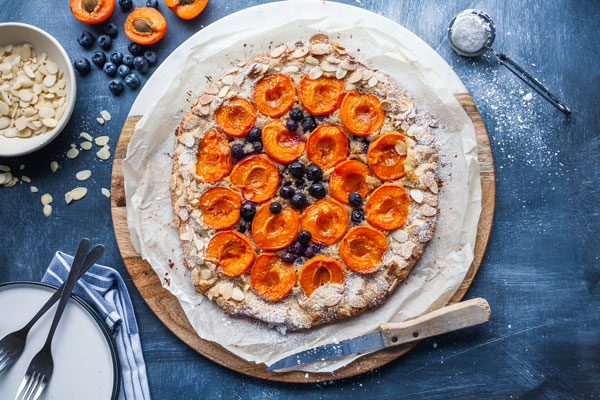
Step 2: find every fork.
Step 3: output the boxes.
[13,239,90,400]
[0,242,105,374]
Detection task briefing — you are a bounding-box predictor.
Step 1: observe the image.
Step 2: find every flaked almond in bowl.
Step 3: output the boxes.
[0,23,76,157]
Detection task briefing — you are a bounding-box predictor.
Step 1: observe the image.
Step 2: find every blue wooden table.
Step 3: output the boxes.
[1,0,598,398]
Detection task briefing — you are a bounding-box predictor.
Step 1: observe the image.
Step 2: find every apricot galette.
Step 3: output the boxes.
[171,38,439,330]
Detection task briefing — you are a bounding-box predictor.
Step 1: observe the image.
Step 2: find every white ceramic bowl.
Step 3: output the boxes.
[0,23,76,157]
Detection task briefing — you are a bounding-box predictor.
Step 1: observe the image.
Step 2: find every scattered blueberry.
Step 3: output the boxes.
[119,0,133,11]
[103,62,117,77]
[286,119,298,132]
[291,192,308,209]
[289,108,303,121]
[128,42,143,56]
[104,23,118,38]
[289,161,305,179]
[348,192,363,207]
[91,51,106,67]
[124,73,141,89]
[252,141,263,153]
[143,50,158,65]
[304,246,316,258]
[269,202,282,214]
[280,185,295,199]
[308,183,326,199]
[241,202,256,221]
[108,80,124,95]
[77,31,94,48]
[351,209,364,223]
[363,142,370,153]
[118,64,131,78]
[247,127,261,142]
[290,241,303,255]
[280,252,296,264]
[97,34,112,51]
[297,230,312,245]
[134,56,149,73]
[306,164,323,181]
[74,58,91,75]
[231,144,244,160]
[110,51,123,65]
[237,223,247,233]
[301,115,317,132]
[146,0,159,7]
[122,54,135,68]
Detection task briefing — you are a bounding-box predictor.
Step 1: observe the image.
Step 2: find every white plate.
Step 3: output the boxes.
[0,282,119,400]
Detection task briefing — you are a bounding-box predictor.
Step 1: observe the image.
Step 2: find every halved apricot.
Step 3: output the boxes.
[195,129,232,183]
[299,255,345,297]
[70,0,115,24]
[251,201,300,250]
[306,125,348,170]
[125,7,167,45]
[329,160,372,205]
[199,187,241,230]
[229,154,279,203]
[206,231,255,277]
[215,98,257,137]
[165,0,207,20]
[367,132,407,180]
[365,185,409,231]
[298,75,344,116]
[339,226,387,274]
[340,91,384,136]
[300,199,348,245]
[250,253,296,302]
[261,119,305,164]
[253,73,296,117]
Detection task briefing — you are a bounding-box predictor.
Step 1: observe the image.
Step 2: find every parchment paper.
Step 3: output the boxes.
[122,12,481,373]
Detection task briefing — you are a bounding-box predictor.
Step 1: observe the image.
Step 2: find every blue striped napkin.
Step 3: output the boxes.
[42,251,152,400]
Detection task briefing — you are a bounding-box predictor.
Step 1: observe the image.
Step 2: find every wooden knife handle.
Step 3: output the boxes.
[379,298,491,347]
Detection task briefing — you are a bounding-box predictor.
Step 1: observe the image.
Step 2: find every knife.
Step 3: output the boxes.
[267,297,490,371]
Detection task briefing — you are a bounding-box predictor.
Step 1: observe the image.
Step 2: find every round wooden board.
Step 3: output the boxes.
[110,92,495,382]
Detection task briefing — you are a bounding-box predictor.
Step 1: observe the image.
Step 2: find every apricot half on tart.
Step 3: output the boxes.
[301,198,348,245]
[70,0,115,24]
[253,73,296,118]
[215,98,257,137]
[306,125,348,170]
[125,7,167,45]
[262,119,305,164]
[251,201,300,250]
[195,129,232,183]
[367,132,407,180]
[229,154,279,203]
[329,160,372,205]
[340,226,387,274]
[298,75,344,116]
[165,0,207,20]
[365,184,410,231]
[251,253,296,302]
[199,187,242,230]
[340,91,385,136]
[299,255,345,297]
[206,231,255,277]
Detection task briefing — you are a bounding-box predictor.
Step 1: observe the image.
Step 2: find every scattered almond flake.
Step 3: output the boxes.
[522,92,533,101]
[50,161,58,172]
[101,188,111,198]
[65,191,73,204]
[94,136,110,146]
[0,165,10,172]
[99,110,111,121]
[96,117,104,125]
[0,172,11,185]
[69,187,87,201]
[41,193,53,205]
[80,141,92,150]
[21,175,31,183]
[43,204,52,217]
[66,147,79,159]
[96,146,111,160]
[30,185,38,193]
[5,176,19,187]
[231,286,245,301]
[80,132,93,141]
[19,164,24,170]
[75,170,91,181]
[410,189,424,203]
